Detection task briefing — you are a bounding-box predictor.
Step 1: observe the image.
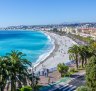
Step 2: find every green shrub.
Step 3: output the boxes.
[70,68,75,72]
[64,72,71,77]
[70,68,78,73]
[20,86,32,91]
[76,86,90,91]
[57,63,69,77]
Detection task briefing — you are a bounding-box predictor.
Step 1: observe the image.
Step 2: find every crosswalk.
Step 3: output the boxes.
[49,84,76,91]
[67,86,76,91]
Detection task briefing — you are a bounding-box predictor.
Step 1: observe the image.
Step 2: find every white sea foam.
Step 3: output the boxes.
[33,31,55,68]
[17,30,55,69]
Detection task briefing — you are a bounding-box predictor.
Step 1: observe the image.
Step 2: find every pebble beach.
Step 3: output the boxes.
[35,31,77,72]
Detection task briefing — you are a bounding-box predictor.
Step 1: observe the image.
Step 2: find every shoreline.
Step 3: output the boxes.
[34,31,77,72]
[0,30,77,72]
[33,31,57,68]
[33,31,59,71]
[0,30,55,70]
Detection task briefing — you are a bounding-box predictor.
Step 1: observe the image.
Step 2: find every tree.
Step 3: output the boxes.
[76,86,90,91]
[86,56,96,91]
[78,45,86,68]
[57,63,69,77]
[78,45,91,68]
[0,50,41,91]
[68,45,80,69]
[69,44,95,69]
[28,73,40,91]
[0,57,9,91]
[5,50,31,91]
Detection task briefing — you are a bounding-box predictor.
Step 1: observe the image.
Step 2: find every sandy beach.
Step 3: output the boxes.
[35,31,77,72]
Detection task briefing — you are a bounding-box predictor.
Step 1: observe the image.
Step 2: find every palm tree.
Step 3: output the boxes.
[5,50,31,91]
[78,45,85,68]
[28,74,40,91]
[78,45,89,68]
[83,45,95,65]
[0,57,9,91]
[68,45,80,69]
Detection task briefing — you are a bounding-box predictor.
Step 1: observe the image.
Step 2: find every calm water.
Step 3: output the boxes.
[0,30,53,63]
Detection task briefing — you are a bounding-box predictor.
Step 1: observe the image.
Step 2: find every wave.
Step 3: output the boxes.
[33,31,55,68]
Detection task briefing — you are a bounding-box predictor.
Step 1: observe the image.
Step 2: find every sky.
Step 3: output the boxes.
[0,0,96,27]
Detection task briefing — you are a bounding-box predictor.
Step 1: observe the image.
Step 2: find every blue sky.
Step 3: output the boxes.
[0,0,96,27]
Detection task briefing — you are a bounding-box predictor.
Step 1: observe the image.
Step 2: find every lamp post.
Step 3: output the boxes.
[42,64,45,76]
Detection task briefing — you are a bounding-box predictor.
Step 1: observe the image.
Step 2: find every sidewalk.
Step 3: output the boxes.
[39,70,85,91]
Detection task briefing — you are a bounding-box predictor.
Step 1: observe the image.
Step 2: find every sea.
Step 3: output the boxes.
[0,30,54,64]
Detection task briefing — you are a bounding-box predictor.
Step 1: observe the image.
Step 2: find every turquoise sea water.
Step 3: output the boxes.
[0,30,53,63]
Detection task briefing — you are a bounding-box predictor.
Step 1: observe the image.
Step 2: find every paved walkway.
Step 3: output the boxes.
[39,70,85,91]
[39,77,72,91]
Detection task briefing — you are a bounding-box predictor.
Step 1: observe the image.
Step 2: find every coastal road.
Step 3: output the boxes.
[69,75,85,87]
[47,71,86,91]
[48,76,85,91]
